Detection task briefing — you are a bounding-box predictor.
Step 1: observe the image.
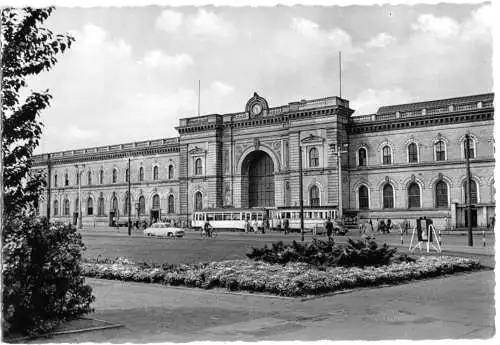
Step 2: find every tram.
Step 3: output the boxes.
[269,206,338,232]
[191,208,268,231]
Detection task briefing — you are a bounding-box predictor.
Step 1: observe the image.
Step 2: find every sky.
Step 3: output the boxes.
[15,0,493,154]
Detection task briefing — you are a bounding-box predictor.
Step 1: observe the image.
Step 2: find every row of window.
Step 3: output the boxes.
[357,180,480,210]
[357,137,477,167]
[53,165,176,187]
[52,194,176,216]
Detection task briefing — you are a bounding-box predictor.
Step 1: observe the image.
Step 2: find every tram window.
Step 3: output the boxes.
[215,213,223,221]
[224,214,231,220]
[232,213,240,220]
[207,213,214,221]
[257,214,263,220]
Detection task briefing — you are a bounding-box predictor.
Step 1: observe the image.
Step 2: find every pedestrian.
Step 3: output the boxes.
[386,219,392,233]
[369,219,374,232]
[283,218,289,235]
[325,217,334,240]
[379,219,386,234]
[245,218,250,233]
[263,218,269,234]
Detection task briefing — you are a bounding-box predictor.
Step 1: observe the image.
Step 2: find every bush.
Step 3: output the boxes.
[2,217,95,337]
[246,238,399,268]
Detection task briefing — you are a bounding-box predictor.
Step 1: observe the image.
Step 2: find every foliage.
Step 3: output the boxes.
[2,218,95,336]
[1,7,74,217]
[246,238,399,268]
[81,256,482,297]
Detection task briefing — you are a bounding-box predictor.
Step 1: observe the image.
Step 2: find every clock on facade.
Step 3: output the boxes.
[251,103,262,116]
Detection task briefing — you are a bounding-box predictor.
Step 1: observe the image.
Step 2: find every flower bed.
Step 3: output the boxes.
[82,256,482,297]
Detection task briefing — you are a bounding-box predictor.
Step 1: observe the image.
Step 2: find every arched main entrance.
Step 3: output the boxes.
[242,150,275,207]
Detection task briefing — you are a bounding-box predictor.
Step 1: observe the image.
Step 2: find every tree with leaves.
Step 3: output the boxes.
[1,8,94,337]
[1,7,73,219]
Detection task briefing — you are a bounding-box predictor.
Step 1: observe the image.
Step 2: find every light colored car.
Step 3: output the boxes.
[144,222,186,238]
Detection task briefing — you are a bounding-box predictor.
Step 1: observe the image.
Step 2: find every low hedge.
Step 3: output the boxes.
[82,256,482,297]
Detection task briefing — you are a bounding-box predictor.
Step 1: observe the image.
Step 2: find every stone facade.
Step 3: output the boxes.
[32,92,495,229]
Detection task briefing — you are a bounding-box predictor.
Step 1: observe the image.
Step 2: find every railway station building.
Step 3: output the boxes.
[32,91,495,229]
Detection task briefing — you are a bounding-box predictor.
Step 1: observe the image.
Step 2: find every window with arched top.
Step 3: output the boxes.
[153,166,159,180]
[435,141,446,161]
[435,180,448,208]
[111,196,118,212]
[87,171,92,185]
[99,169,104,184]
[309,147,319,167]
[64,173,69,186]
[383,184,394,209]
[138,196,145,215]
[408,182,421,208]
[63,199,70,216]
[152,194,160,209]
[98,196,105,216]
[358,148,367,167]
[139,167,144,181]
[194,192,203,211]
[53,200,59,216]
[408,143,418,163]
[195,158,203,176]
[382,146,392,165]
[463,137,476,159]
[168,195,175,214]
[168,165,174,179]
[54,174,58,187]
[87,197,93,215]
[358,185,369,209]
[310,185,320,206]
[463,180,478,204]
[112,168,117,183]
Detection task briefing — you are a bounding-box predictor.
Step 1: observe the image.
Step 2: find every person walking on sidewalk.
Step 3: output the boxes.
[325,217,334,240]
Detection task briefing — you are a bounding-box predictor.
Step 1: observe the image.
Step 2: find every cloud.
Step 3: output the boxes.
[71,23,132,58]
[155,9,184,33]
[460,5,493,43]
[365,32,396,48]
[139,50,194,71]
[64,125,98,140]
[351,88,414,115]
[187,9,238,39]
[208,81,234,96]
[411,14,460,39]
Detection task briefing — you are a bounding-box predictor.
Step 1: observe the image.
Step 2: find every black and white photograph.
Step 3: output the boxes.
[0,0,496,342]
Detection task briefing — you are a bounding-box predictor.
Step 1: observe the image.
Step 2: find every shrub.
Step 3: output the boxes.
[2,217,95,336]
[246,238,399,268]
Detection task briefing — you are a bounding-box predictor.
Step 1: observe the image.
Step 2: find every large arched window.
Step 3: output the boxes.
[111,196,118,212]
[435,141,446,161]
[435,180,448,208]
[383,184,394,209]
[87,197,93,215]
[63,199,70,216]
[87,171,92,185]
[98,195,105,216]
[153,166,159,180]
[112,168,117,183]
[99,169,104,184]
[382,146,392,165]
[408,182,421,208]
[168,195,175,214]
[53,200,59,216]
[358,148,367,167]
[138,196,145,215]
[64,173,69,186]
[310,185,320,206]
[168,165,174,179]
[408,143,418,163]
[194,191,203,211]
[195,158,203,176]
[139,167,144,182]
[152,194,160,209]
[309,147,319,167]
[358,185,369,209]
[463,180,478,204]
[54,174,58,187]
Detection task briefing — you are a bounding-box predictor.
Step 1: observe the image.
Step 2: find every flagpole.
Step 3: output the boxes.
[339,51,342,99]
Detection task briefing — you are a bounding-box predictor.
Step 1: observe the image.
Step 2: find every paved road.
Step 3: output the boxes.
[33,269,495,342]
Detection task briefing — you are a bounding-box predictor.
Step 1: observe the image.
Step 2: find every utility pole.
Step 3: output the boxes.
[335,142,349,220]
[298,143,305,242]
[76,164,84,230]
[465,134,473,247]
[128,157,131,236]
[46,153,52,225]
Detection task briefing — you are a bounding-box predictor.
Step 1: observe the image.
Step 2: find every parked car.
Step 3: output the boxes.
[144,222,186,238]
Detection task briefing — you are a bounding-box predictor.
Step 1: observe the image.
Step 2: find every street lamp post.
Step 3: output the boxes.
[298,144,305,242]
[75,164,85,229]
[127,157,131,236]
[331,142,348,220]
[465,134,473,247]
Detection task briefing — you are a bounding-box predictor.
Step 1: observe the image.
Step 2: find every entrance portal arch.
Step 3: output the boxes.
[240,150,275,208]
